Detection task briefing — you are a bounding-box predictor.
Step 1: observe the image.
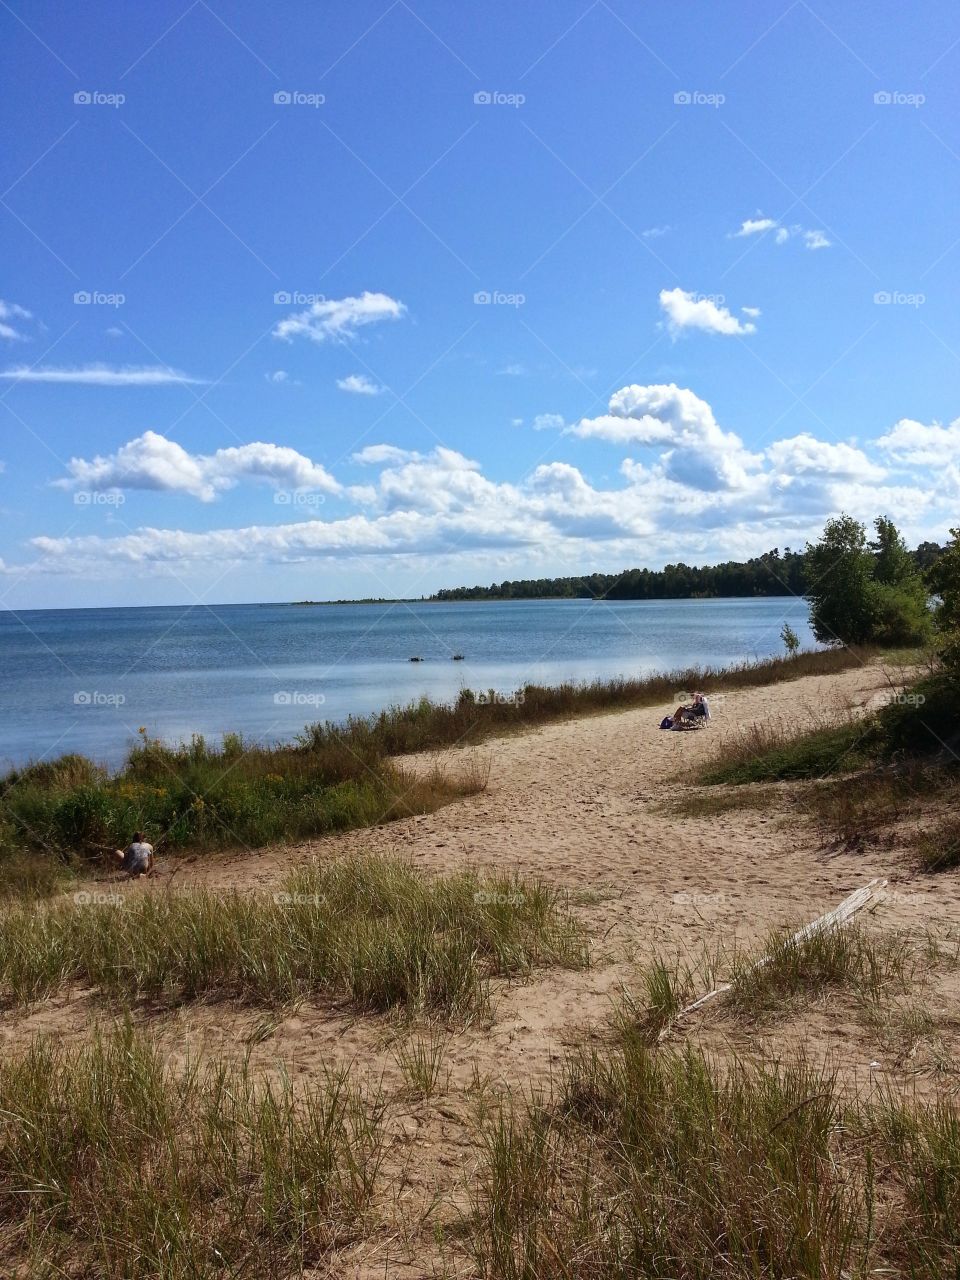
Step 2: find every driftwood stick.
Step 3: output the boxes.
[656,876,889,1043]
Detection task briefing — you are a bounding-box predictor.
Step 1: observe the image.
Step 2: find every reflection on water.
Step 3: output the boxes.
[0,597,815,769]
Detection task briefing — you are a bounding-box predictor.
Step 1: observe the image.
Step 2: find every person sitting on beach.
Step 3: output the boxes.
[114,831,154,878]
[670,692,710,727]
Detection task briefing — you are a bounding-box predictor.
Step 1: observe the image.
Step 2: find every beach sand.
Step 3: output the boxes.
[4,656,959,1277]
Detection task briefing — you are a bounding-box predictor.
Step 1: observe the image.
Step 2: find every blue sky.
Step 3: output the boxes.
[1,0,958,608]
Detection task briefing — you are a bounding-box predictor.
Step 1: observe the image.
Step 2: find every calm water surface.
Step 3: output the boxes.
[0,597,814,769]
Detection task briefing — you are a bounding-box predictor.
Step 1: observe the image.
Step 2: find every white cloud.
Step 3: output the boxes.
[766,434,886,483]
[733,217,779,237]
[0,364,204,386]
[54,431,341,501]
[273,291,406,344]
[352,444,422,466]
[658,288,757,338]
[642,225,670,238]
[876,417,960,467]
[742,306,762,318]
[572,383,762,491]
[0,300,33,341]
[497,363,527,376]
[266,370,289,383]
[337,373,385,396]
[532,413,565,431]
[730,216,831,251]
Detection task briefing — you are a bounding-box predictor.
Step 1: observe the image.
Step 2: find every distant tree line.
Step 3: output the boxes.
[431,540,944,604]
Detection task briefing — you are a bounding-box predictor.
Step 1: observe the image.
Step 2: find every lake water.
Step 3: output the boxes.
[0,597,815,770]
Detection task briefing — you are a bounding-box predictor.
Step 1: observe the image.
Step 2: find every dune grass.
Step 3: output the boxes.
[0,855,588,1016]
[1,733,487,868]
[0,1021,386,1279]
[299,646,873,758]
[467,1035,960,1280]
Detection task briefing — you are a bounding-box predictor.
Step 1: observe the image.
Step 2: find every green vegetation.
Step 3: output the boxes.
[300,646,871,758]
[0,730,484,868]
[806,514,933,647]
[432,538,944,603]
[0,1022,386,1278]
[700,715,873,785]
[467,1036,960,1280]
[0,855,587,1015]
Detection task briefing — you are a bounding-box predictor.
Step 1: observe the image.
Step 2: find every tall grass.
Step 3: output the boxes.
[299,647,873,758]
[469,1042,862,1280]
[0,855,588,1016]
[0,1021,386,1278]
[1,732,486,864]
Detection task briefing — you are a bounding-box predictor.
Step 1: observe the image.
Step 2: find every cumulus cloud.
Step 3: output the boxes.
[730,217,831,250]
[54,431,341,501]
[13,387,953,582]
[273,291,406,344]
[658,288,757,338]
[337,373,385,396]
[0,364,204,386]
[765,434,886,483]
[876,417,960,467]
[0,300,33,341]
[571,383,762,491]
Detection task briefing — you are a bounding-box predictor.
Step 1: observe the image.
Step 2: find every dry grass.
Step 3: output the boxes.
[0,854,588,1017]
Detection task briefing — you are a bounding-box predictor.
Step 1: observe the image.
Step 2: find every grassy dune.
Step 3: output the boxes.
[0,855,587,1016]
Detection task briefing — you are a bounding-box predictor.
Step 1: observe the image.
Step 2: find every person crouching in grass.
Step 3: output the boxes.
[114,831,154,878]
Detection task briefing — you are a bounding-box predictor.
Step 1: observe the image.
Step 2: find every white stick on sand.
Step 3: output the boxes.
[657,876,889,1043]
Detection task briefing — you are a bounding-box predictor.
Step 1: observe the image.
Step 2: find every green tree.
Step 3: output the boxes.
[928,526,960,674]
[804,515,877,645]
[867,516,932,646]
[780,622,800,655]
